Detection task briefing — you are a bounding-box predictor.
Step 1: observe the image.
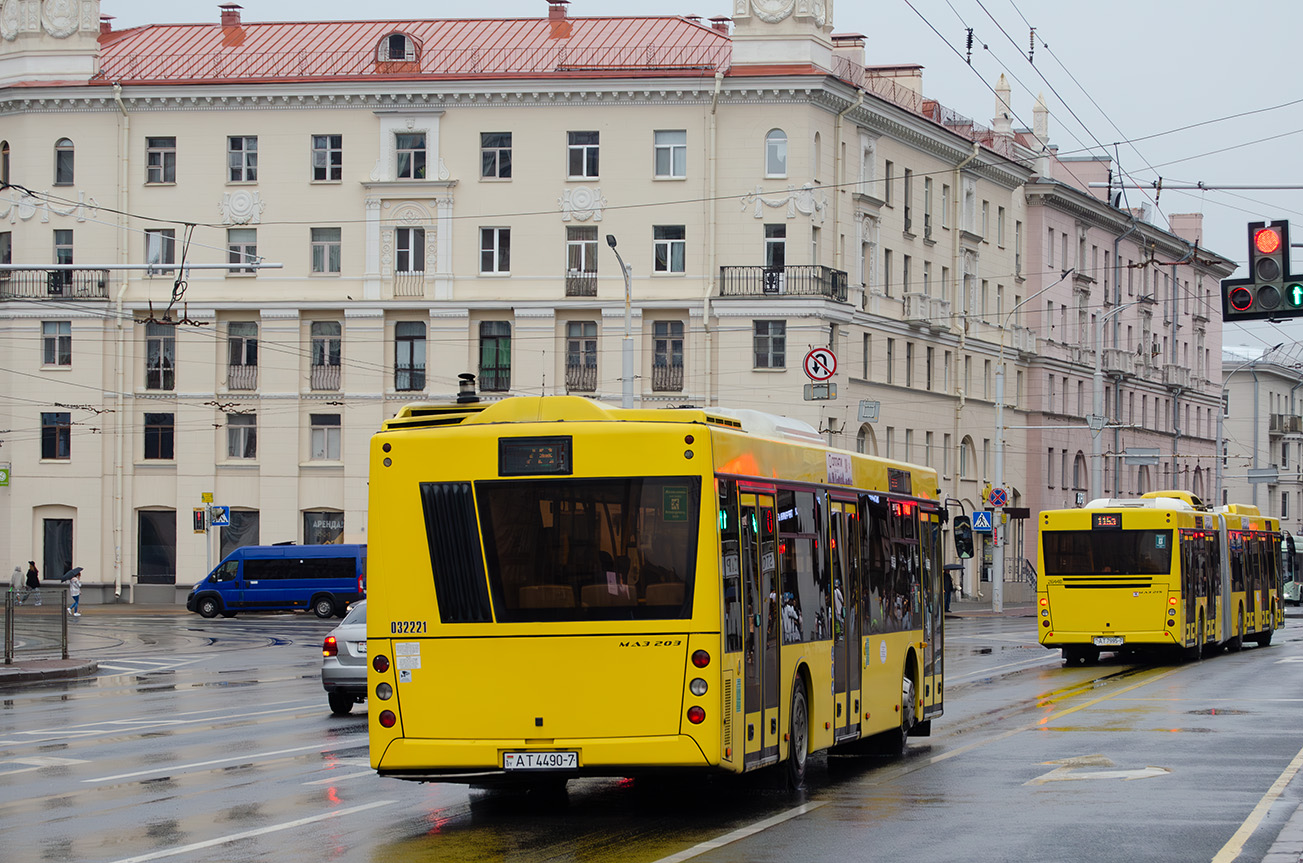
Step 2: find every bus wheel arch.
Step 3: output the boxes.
[785,664,811,790]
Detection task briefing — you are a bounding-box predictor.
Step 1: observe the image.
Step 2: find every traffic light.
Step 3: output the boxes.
[1222,220,1303,321]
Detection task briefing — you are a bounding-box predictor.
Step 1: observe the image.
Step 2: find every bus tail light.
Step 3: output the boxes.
[379,710,397,728]
[687,706,706,724]
[373,655,390,673]
[322,635,339,657]
[692,649,710,668]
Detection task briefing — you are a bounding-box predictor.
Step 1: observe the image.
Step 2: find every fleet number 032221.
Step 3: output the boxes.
[390,620,427,634]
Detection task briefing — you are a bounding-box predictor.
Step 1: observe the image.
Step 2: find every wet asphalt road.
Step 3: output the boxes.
[0,610,1299,863]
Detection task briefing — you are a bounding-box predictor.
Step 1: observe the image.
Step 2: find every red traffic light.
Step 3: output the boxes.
[1255,227,1282,255]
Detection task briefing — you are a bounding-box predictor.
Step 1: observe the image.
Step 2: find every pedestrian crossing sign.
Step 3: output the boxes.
[972,510,993,532]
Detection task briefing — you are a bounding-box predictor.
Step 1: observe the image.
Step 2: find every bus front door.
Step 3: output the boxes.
[740,491,780,768]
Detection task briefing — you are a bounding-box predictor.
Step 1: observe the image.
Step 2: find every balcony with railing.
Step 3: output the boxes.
[311,363,341,391]
[565,363,597,392]
[652,363,683,392]
[718,265,848,302]
[394,364,425,392]
[0,269,111,300]
[226,363,257,391]
[903,292,951,330]
[1162,363,1191,391]
[565,270,598,297]
[1102,347,1135,378]
[393,271,425,298]
[1009,325,1037,357]
[1270,414,1303,436]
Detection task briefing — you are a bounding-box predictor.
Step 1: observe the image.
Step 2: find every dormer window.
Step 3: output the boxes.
[379,33,417,62]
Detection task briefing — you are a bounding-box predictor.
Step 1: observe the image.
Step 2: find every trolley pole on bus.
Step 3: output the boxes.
[606,234,635,409]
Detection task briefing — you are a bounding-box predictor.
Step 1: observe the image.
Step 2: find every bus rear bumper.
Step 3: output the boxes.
[373,734,715,783]
[1040,629,1178,649]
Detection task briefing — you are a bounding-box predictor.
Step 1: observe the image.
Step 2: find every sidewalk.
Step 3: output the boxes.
[947,596,1037,618]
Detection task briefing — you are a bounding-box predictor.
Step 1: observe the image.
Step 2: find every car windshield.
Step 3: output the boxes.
[341,601,366,625]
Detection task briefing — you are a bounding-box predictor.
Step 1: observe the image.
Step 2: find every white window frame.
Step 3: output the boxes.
[654,130,687,179]
[480,227,511,274]
[310,227,342,275]
[765,129,788,178]
[310,413,341,461]
[653,225,686,274]
[227,136,257,183]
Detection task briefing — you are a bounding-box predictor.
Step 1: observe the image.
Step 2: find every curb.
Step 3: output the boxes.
[0,660,98,686]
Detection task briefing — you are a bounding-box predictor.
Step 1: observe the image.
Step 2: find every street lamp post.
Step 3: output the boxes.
[1090,294,1156,501]
[1216,344,1283,507]
[993,268,1074,613]
[605,234,635,409]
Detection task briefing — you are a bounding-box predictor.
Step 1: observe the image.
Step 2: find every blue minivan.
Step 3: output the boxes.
[186,544,367,619]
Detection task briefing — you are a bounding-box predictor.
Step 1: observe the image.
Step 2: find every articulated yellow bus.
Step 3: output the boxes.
[1037,491,1282,664]
[367,396,961,787]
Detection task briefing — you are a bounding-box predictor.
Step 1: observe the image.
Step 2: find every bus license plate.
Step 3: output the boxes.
[503,751,578,771]
[1093,636,1124,646]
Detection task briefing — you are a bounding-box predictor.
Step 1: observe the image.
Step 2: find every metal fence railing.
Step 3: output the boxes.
[4,588,70,664]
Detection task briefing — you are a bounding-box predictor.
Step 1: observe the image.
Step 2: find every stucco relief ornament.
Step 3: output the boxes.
[812,1,827,27]
[559,186,606,222]
[0,0,22,41]
[219,190,266,225]
[41,0,78,38]
[740,183,830,224]
[751,0,795,24]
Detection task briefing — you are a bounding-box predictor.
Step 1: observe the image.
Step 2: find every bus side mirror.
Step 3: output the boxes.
[953,516,974,560]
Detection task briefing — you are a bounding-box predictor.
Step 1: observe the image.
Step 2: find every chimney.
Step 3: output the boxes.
[709,17,731,34]
[547,0,569,21]
[219,3,242,27]
[831,33,865,70]
[100,15,114,36]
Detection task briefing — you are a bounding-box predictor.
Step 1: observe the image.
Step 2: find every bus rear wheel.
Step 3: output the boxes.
[785,682,809,790]
[312,596,337,619]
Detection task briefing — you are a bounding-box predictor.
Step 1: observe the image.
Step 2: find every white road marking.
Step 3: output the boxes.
[1211,741,1303,863]
[0,755,87,777]
[1,703,318,751]
[303,770,374,785]
[105,799,397,863]
[949,653,1062,682]
[646,801,826,863]
[86,743,336,783]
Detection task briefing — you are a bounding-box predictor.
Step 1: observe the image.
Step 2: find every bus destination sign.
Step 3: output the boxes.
[499,436,573,476]
[1092,513,1122,531]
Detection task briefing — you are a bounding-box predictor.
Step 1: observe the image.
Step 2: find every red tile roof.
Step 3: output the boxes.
[96,16,731,84]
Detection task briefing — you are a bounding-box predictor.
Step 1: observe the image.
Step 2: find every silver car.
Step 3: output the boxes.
[321,600,367,715]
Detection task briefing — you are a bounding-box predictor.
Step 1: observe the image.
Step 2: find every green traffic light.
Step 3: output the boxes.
[1290,283,1303,308]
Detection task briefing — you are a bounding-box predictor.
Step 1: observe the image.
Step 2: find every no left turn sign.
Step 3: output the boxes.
[804,348,837,381]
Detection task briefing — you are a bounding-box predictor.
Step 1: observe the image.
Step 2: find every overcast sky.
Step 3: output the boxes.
[102,0,1302,353]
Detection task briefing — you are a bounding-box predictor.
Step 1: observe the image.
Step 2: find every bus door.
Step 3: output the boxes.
[738,489,780,767]
[920,506,944,715]
[828,497,860,741]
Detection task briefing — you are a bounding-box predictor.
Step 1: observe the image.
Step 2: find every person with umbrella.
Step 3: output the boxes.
[62,567,82,616]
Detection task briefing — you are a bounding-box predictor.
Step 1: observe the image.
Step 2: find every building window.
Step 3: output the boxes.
[653,225,686,273]
[41,411,70,460]
[379,32,415,61]
[997,207,1006,246]
[1,140,8,185]
[144,412,175,460]
[219,510,260,559]
[395,133,426,179]
[396,226,425,273]
[54,138,74,185]
[227,136,257,182]
[565,320,598,392]
[481,132,512,179]
[53,228,73,266]
[981,201,989,238]
[654,130,687,179]
[145,321,175,390]
[145,228,176,276]
[311,134,342,181]
[227,228,257,275]
[653,320,684,392]
[0,230,10,271]
[567,131,599,179]
[310,321,342,390]
[480,227,511,274]
[903,168,913,232]
[479,321,511,392]
[227,321,258,390]
[42,321,71,366]
[311,227,341,275]
[146,136,176,184]
[227,413,257,459]
[765,129,787,177]
[310,414,341,460]
[304,510,344,545]
[754,320,786,369]
[395,321,426,391]
[137,510,177,585]
[765,223,786,274]
[884,160,893,204]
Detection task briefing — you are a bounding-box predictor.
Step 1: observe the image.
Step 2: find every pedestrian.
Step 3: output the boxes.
[945,569,956,613]
[67,570,81,617]
[25,561,41,606]
[9,565,22,604]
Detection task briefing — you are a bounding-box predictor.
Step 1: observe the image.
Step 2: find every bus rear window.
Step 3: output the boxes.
[476,477,700,622]
[1042,529,1172,576]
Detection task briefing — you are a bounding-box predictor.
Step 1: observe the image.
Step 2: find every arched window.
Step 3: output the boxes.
[856,424,878,456]
[54,138,74,185]
[765,129,787,177]
[812,131,821,182]
[1,141,9,186]
[378,32,417,62]
[1072,452,1087,490]
[959,435,976,479]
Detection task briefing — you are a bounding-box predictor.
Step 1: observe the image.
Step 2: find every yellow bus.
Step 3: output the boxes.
[366,395,963,787]
[1037,491,1282,664]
